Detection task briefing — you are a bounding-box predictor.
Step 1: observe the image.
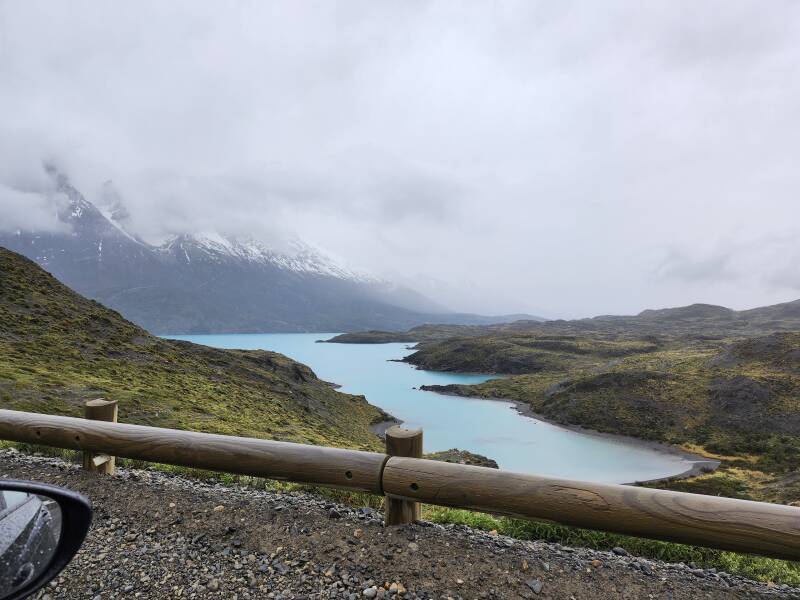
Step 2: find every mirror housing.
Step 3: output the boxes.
[0,480,92,600]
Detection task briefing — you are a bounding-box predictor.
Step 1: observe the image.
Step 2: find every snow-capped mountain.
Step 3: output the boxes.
[158,232,377,284]
[2,168,507,333]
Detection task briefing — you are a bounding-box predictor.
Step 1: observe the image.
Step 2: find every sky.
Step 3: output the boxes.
[1,1,799,318]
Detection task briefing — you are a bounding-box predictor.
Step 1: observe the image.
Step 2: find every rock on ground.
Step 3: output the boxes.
[1,449,796,599]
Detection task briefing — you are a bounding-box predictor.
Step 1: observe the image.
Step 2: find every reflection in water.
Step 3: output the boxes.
[169,333,696,483]
[0,491,62,596]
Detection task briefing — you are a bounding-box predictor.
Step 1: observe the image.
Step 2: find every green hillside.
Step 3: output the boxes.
[0,248,387,450]
[414,330,800,503]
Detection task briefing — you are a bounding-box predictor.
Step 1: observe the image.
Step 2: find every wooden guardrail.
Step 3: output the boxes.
[1,407,800,561]
[0,409,385,493]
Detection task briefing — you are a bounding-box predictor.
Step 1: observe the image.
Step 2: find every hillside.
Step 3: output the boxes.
[0,248,389,449]
[406,334,660,374]
[324,324,504,344]
[416,330,800,503]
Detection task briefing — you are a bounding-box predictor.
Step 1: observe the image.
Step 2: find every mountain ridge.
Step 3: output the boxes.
[0,168,539,333]
[327,297,800,344]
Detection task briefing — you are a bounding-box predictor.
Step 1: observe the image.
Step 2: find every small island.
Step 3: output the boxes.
[426,448,499,469]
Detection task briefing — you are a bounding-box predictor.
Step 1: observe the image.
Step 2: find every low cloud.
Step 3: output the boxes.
[0,184,67,233]
[656,250,738,284]
[1,1,799,316]
[654,233,800,303]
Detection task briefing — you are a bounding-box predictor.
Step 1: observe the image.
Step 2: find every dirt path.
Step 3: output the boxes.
[1,450,796,600]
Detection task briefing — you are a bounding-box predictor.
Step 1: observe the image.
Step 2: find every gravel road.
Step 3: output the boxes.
[1,449,798,600]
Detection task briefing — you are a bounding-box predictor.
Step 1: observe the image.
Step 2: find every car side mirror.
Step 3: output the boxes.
[0,480,92,600]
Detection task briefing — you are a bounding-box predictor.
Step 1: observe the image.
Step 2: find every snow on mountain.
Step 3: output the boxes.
[26,167,378,284]
[159,231,378,283]
[2,166,487,333]
[95,180,142,244]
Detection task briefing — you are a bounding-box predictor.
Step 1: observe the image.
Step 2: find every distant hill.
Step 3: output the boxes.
[416,330,800,469]
[328,299,800,345]
[636,303,736,320]
[587,301,800,335]
[0,247,389,448]
[0,167,538,334]
[381,302,800,503]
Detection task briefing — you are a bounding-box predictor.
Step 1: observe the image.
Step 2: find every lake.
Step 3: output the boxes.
[169,333,698,483]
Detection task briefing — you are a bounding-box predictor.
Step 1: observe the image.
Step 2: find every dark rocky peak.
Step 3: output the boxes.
[38,165,150,250]
[43,163,107,232]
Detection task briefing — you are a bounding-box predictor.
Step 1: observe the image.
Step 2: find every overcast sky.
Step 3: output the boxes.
[1,1,799,318]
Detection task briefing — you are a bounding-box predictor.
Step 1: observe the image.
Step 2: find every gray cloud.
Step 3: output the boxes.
[1,1,799,316]
[655,234,800,299]
[655,250,738,284]
[0,184,67,233]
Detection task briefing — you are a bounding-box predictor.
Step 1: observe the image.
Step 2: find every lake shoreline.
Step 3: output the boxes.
[419,387,720,485]
[171,333,711,484]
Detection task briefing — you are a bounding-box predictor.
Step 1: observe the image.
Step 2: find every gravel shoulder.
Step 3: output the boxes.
[1,450,797,600]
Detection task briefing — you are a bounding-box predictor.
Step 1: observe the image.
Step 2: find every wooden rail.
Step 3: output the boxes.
[0,409,386,494]
[383,457,800,560]
[2,408,800,560]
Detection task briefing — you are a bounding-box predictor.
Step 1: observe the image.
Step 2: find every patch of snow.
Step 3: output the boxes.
[97,207,144,244]
[162,231,378,282]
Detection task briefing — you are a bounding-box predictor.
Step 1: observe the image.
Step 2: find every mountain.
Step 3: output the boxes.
[0,246,389,448]
[328,298,800,345]
[0,168,536,333]
[636,303,736,321]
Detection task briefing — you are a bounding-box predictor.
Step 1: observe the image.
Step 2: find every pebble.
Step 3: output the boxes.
[526,579,544,594]
[3,449,799,600]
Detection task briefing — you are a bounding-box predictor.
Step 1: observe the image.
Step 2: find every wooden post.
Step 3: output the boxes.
[82,399,118,474]
[384,425,422,526]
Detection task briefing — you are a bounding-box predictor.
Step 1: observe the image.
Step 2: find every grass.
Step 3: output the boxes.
[425,507,800,587]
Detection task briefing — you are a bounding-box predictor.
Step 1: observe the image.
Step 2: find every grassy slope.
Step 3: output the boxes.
[0,248,387,450]
[411,330,800,504]
[405,328,800,583]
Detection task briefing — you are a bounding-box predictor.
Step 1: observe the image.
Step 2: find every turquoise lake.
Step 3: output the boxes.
[169,333,696,484]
